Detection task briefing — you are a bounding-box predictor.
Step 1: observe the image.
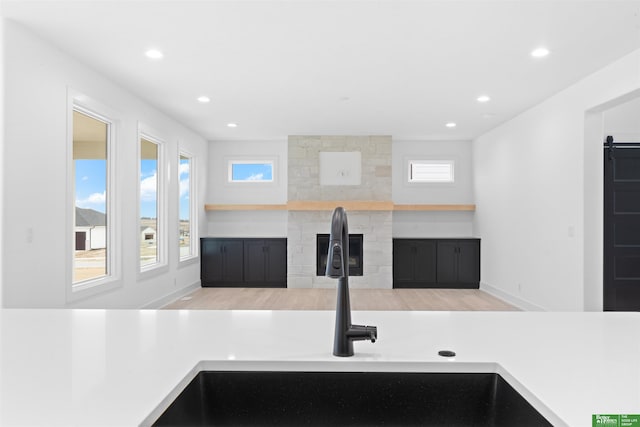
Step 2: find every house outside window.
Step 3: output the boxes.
[72,106,115,288]
[140,135,165,271]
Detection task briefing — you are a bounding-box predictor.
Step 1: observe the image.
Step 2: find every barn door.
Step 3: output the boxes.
[603,136,640,311]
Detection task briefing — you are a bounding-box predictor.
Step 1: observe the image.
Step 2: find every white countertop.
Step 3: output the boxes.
[1,309,639,426]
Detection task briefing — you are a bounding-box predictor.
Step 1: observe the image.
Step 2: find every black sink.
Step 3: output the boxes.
[151,371,552,426]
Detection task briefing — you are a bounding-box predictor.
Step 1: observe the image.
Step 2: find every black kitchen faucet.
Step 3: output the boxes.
[326,207,377,357]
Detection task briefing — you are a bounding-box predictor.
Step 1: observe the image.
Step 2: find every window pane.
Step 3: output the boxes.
[229,161,273,182]
[140,138,158,268]
[73,110,108,283]
[179,154,192,258]
[409,160,454,183]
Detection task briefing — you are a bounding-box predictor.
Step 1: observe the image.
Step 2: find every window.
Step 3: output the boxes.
[140,135,164,270]
[179,153,196,260]
[408,160,455,183]
[228,160,274,183]
[72,108,112,285]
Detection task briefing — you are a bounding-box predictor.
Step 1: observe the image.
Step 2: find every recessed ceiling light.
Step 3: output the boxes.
[445,122,457,128]
[531,47,550,58]
[197,96,210,103]
[477,95,491,103]
[145,49,164,59]
[227,123,238,128]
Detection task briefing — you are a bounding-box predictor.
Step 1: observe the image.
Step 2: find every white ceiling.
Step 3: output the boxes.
[3,0,640,142]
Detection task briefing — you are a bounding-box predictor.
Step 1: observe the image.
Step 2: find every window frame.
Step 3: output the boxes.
[67,92,121,302]
[227,159,275,184]
[138,127,168,276]
[407,159,456,184]
[179,150,198,264]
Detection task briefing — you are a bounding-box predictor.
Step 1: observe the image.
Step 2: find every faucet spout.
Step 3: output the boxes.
[326,207,377,357]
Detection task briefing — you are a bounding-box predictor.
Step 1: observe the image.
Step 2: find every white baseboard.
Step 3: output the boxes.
[480,282,546,312]
[140,281,201,309]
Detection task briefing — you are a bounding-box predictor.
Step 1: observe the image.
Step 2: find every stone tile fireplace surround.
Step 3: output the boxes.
[287,136,393,289]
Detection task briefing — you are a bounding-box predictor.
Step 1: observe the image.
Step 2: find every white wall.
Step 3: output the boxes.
[207,140,287,204]
[3,21,208,308]
[205,138,475,238]
[393,211,474,238]
[473,49,640,311]
[392,140,474,204]
[392,140,475,237]
[205,140,287,237]
[207,211,288,237]
[603,96,640,142]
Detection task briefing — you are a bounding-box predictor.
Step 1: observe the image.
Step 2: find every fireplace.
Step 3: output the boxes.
[316,234,363,276]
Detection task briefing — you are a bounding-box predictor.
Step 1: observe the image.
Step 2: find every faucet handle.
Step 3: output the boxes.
[347,324,378,343]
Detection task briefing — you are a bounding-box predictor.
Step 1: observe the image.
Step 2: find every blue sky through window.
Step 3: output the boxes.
[231,162,273,182]
[76,158,190,220]
[76,160,158,218]
[179,157,190,221]
[140,159,157,218]
[75,159,107,213]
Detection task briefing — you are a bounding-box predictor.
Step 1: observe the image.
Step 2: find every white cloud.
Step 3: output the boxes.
[81,176,89,181]
[140,173,157,202]
[88,192,105,203]
[179,178,190,198]
[76,191,106,208]
[246,173,264,181]
[140,169,156,179]
[179,163,189,177]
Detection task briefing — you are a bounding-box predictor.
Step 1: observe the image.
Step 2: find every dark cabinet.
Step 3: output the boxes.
[200,238,287,288]
[393,238,480,289]
[244,239,287,285]
[201,238,244,284]
[436,240,480,286]
[392,239,437,287]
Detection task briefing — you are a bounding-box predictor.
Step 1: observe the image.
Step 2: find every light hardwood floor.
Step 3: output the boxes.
[163,288,518,311]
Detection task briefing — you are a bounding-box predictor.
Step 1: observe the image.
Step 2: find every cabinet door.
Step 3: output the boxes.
[436,240,459,284]
[393,239,437,287]
[457,240,480,284]
[393,240,417,283]
[244,239,267,283]
[414,240,437,284]
[222,240,244,282]
[201,239,223,283]
[265,239,287,284]
[244,239,287,286]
